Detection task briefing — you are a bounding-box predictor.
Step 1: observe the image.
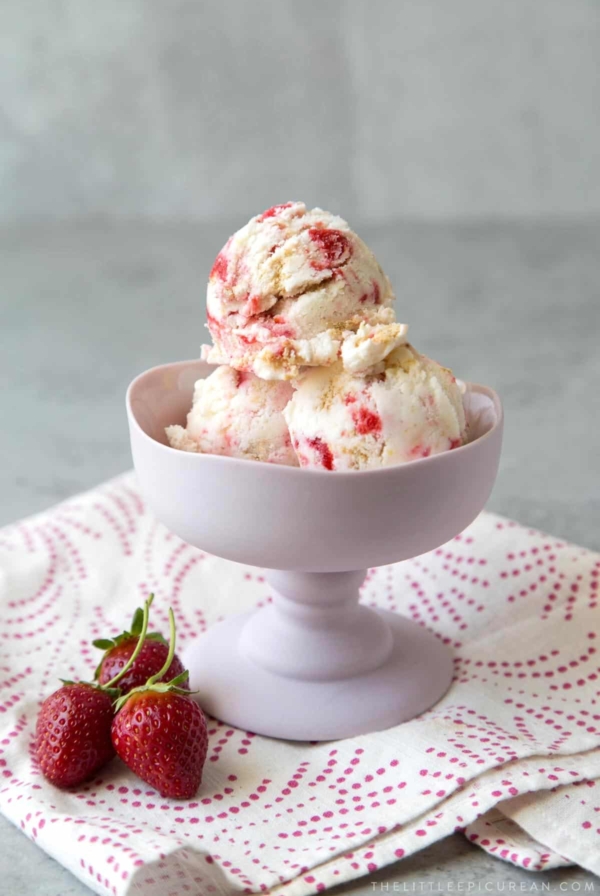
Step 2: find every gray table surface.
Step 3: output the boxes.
[1,219,599,894]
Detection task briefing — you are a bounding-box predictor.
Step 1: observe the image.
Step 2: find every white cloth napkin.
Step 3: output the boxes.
[465,775,600,875]
[0,473,598,896]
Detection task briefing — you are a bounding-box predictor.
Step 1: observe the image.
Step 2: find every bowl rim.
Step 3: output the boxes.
[126,359,503,479]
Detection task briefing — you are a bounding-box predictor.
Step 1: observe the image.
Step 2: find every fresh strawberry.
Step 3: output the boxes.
[36,595,155,790]
[35,683,116,788]
[111,609,207,799]
[94,601,188,694]
[112,689,207,798]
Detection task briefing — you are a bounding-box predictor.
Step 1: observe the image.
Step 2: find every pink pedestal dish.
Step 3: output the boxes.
[127,360,503,741]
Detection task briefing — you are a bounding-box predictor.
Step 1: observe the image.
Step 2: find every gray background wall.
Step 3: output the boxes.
[3,0,600,223]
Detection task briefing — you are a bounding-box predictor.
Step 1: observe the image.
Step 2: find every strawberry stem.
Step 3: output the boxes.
[145,607,176,687]
[104,594,154,688]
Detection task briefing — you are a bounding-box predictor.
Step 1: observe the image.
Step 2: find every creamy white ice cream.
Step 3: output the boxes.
[283,344,467,471]
[201,202,398,380]
[166,365,297,466]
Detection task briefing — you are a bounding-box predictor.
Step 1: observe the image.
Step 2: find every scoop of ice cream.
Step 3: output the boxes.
[283,344,467,471]
[166,365,298,466]
[201,202,397,380]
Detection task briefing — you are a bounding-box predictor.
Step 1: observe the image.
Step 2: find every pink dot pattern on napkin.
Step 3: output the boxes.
[0,472,599,895]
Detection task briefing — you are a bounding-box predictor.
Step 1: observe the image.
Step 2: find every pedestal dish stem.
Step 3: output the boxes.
[238,569,394,682]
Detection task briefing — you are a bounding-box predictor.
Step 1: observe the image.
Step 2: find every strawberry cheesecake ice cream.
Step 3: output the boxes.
[201,202,398,380]
[283,344,467,471]
[166,202,468,470]
[165,365,297,466]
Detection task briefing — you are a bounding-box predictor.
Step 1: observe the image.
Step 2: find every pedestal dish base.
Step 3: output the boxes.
[183,609,454,741]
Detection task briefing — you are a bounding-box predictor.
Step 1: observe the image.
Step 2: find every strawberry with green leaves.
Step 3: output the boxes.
[36,595,155,789]
[111,609,207,799]
[94,599,187,695]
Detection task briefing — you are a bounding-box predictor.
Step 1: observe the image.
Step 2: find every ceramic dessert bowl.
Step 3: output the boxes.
[127,360,503,740]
